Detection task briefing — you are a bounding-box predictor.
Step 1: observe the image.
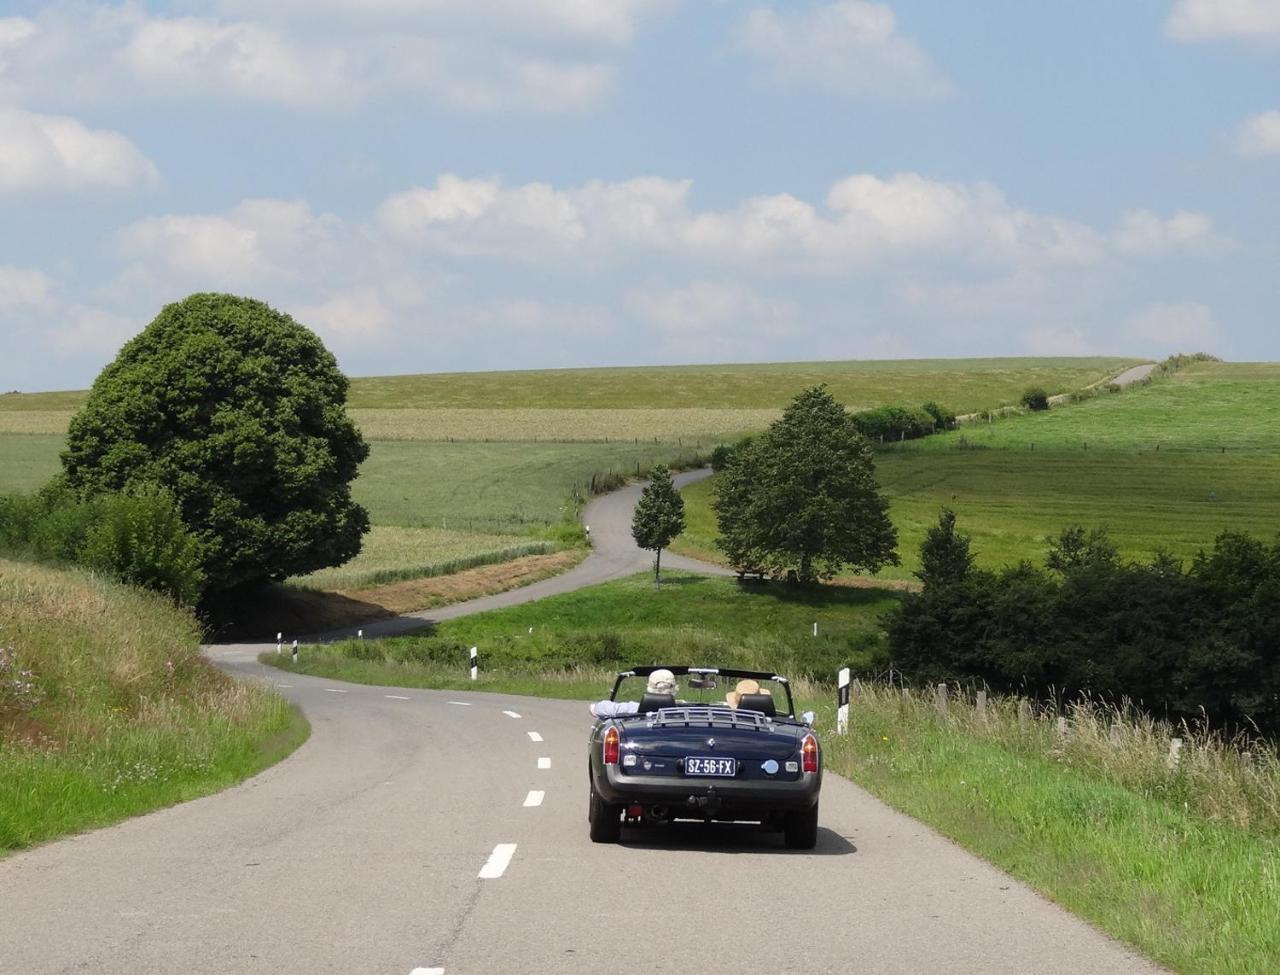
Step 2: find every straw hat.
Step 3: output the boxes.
[725,678,761,708]
[646,669,677,695]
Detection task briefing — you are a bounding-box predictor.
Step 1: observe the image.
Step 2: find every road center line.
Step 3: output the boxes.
[410,968,444,974]
[537,757,551,769]
[523,790,545,807]
[274,683,293,688]
[385,694,410,700]
[478,843,517,879]
[502,710,522,719]
[527,731,543,742]
[447,701,472,707]
[324,688,348,693]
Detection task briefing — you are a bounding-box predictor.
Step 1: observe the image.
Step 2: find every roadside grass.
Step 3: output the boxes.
[909,360,1280,453]
[673,451,1280,580]
[0,559,306,852]
[0,357,1140,415]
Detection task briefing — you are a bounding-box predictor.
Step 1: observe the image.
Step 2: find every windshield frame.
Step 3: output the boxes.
[608,665,796,718]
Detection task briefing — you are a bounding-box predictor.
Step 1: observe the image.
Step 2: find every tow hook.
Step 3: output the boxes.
[687,785,722,818]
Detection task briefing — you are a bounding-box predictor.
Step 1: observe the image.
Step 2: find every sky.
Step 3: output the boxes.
[1,0,1279,391]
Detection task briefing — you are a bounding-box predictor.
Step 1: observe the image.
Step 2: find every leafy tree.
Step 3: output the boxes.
[917,509,974,588]
[631,465,686,583]
[1046,525,1118,574]
[712,385,898,584]
[62,293,369,594]
[80,484,204,604]
[1021,387,1050,411]
[921,401,956,430]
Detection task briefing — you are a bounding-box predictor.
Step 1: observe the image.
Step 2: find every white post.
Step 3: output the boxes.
[528,626,533,635]
[1167,737,1184,772]
[976,689,988,721]
[291,639,298,664]
[812,622,818,637]
[836,667,850,736]
[1056,716,1068,740]
[276,632,282,655]
[357,629,363,640]
[934,682,948,716]
[469,646,478,681]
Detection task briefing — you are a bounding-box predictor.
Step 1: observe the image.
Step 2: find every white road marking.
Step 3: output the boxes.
[410,968,444,975]
[527,731,543,742]
[385,695,410,700]
[523,790,545,807]
[447,701,472,707]
[502,710,522,719]
[537,757,551,769]
[324,688,348,694]
[478,843,517,879]
[274,683,293,688]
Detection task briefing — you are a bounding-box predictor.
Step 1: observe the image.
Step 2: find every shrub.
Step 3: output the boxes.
[1021,387,1050,411]
[921,401,956,430]
[79,485,204,605]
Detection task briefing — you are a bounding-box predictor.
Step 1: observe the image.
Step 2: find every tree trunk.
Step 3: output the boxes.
[655,547,662,585]
[799,553,813,585]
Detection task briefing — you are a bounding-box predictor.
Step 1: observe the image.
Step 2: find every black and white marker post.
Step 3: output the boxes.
[291,639,298,664]
[836,666,850,735]
[469,645,478,681]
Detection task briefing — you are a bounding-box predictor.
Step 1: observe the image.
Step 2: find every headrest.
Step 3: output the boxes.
[637,692,676,714]
[736,693,776,717]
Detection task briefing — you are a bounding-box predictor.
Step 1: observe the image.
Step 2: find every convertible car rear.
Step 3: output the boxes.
[587,666,822,849]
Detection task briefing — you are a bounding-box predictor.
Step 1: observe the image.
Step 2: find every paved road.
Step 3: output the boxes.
[0,467,1167,973]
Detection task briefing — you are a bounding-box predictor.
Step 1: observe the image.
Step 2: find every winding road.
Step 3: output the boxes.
[0,473,1165,974]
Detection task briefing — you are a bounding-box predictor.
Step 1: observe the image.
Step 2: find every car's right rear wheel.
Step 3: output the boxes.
[784,803,819,850]
[588,785,622,843]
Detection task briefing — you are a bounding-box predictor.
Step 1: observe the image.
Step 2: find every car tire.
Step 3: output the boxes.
[784,803,819,850]
[588,785,622,843]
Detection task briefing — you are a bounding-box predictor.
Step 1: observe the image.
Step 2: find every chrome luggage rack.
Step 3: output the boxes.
[647,706,771,730]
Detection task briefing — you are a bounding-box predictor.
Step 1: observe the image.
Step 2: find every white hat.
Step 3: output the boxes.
[646,669,677,695]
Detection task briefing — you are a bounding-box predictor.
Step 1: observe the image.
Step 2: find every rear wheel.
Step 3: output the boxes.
[784,803,819,850]
[588,785,622,843]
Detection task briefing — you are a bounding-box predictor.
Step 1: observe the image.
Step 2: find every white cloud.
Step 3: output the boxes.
[1022,326,1098,356]
[1233,109,1280,156]
[0,107,157,191]
[292,288,396,343]
[1166,0,1280,43]
[629,281,798,334]
[740,1,952,99]
[1111,209,1227,256]
[1126,301,1222,351]
[50,304,139,356]
[0,266,51,307]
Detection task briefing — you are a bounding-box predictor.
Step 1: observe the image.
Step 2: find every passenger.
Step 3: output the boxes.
[589,669,679,719]
[724,678,760,708]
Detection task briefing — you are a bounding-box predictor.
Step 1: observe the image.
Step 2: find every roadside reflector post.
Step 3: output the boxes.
[836,667,850,736]
[976,689,988,721]
[276,632,282,655]
[291,639,298,664]
[469,646,478,681]
[1056,716,1068,741]
[934,683,948,717]
[1167,737,1184,772]
[358,629,363,640]
[1018,699,1031,729]
[812,621,818,637]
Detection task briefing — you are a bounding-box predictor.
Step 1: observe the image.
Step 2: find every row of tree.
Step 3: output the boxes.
[888,515,1280,735]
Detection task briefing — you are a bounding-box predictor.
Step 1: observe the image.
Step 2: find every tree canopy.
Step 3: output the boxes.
[631,465,686,582]
[712,385,899,583]
[62,293,369,594]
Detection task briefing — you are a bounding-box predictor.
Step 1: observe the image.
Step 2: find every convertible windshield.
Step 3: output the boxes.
[610,669,794,718]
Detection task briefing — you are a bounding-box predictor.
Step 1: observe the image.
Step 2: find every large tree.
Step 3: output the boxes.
[62,293,370,594]
[631,465,686,583]
[712,385,898,583]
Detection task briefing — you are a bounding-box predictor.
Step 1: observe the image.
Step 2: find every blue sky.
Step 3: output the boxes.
[2,0,1278,391]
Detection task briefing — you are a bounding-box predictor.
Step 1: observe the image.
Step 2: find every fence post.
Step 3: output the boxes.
[836,668,850,735]
[976,689,988,721]
[934,682,948,716]
[1056,716,1068,741]
[1018,699,1031,729]
[1166,737,1184,772]
[469,646,478,681]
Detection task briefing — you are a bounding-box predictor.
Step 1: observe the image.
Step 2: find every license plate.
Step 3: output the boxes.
[685,756,735,777]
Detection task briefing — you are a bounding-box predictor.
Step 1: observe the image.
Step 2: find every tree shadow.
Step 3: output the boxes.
[202,583,396,642]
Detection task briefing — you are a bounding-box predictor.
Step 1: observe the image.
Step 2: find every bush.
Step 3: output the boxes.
[1021,387,1050,411]
[79,485,204,605]
[922,401,956,430]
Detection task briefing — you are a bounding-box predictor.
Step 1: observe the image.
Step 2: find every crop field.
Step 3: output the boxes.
[910,361,1280,453]
[0,434,63,494]
[290,525,557,590]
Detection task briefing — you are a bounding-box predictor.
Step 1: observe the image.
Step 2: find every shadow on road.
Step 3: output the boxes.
[614,822,856,856]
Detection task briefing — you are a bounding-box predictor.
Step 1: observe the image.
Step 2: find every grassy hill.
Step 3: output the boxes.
[0,560,305,851]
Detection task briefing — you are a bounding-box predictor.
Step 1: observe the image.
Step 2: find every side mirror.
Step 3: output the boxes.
[801,711,815,727]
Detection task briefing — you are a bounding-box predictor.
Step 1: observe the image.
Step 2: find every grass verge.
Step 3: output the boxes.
[0,559,307,853]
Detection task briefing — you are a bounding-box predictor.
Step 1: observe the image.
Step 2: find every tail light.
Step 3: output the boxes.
[801,734,818,774]
[603,726,620,765]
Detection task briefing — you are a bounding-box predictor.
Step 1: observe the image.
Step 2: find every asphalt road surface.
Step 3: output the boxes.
[0,470,1167,974]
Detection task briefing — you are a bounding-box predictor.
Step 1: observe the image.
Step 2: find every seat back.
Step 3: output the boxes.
[736,693,776,717]
[637,692,676,714]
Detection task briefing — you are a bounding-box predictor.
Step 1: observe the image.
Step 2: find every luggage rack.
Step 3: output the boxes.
[646,706,771,730]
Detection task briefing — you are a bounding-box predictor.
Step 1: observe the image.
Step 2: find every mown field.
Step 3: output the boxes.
[0,560,305,851]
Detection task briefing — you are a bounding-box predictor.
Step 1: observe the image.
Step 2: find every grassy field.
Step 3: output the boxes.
[0,357,1141,414]
[0,434,62,494]
[267,576,1279,975]
[0,559,306,851]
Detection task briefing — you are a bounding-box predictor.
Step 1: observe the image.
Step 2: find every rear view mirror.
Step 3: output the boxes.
[688,677,718,690]
[801,711,815,727]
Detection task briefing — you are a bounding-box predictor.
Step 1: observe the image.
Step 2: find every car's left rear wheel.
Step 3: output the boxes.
[588,785,623,843]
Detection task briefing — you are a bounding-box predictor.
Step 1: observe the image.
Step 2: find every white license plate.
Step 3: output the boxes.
[685,756,735,777]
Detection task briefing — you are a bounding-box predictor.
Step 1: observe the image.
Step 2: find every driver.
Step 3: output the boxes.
[589,669,679,719]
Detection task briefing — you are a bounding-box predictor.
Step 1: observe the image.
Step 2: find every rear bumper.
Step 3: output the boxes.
[593,764,821,814]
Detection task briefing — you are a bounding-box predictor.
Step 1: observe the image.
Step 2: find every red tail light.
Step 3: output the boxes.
[603,726,620,765]
[801,734,818,774]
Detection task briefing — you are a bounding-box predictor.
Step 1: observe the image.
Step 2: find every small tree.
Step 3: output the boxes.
[916,508,974,588]
[1021,387,1050,411]
[712,385,898,583]
[1046,525,1118,574]
[631,465,686,583]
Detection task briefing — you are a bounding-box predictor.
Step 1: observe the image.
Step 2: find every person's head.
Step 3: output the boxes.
[646,669,678,696]
[725,678,760,708]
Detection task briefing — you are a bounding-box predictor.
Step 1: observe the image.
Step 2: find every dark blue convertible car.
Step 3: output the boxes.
[587,666,822,849]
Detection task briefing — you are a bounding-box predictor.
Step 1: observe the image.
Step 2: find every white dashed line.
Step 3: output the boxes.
[478,843,517,879]
[324,688,348,694]
[537,757,551,769]
[523,790,545,807]
[410,968,444,975]
[447,701,472,707]
[527,731,543,742]
[274,683,293,688]
[502,710,522,719]
[385,695,410,700]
